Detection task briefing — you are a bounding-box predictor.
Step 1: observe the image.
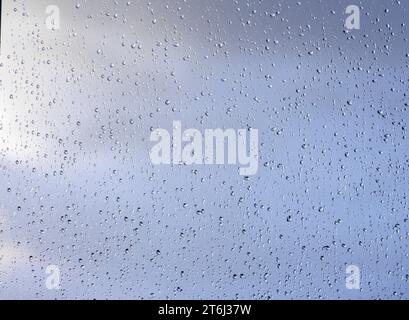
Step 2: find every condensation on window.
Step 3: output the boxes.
[0,0,408,299]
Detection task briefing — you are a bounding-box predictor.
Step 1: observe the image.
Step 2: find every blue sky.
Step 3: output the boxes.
[0,0,408,299]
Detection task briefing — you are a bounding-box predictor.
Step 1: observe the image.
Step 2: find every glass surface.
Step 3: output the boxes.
[0,0,408,299]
